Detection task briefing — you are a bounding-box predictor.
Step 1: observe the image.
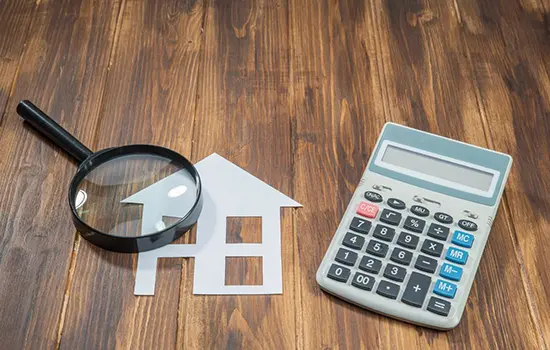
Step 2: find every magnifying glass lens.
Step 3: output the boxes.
[73,153,199,238]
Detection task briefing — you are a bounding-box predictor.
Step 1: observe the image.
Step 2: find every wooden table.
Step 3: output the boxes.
[1,0,549,348]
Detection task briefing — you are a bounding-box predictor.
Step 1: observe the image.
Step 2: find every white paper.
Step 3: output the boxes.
[126,153,301,295]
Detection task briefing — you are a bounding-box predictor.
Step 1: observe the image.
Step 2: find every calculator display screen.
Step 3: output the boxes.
[381,144,495,192]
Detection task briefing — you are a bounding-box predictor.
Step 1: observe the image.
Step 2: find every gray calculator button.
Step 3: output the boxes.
[366,240,389,258]
[421,239,444,257]
[434,212,453,224]
[403,216,425,233]
[327,264,351,282]
[359,256,382,274]
[427,297,451,316]
[415,255,438,273]
[390,248,413,266]
[380,209,402,226]
[427,223,450,241]
[458,219,478,232]
[383,263,407,282]
[396,232,419,249]
[376,280,400,299]
[401,272,431,307]
[352,272,376,291]
[350,217,372,235]
[373,224,396,242]
[335,248,358,266]
[387,198,406,210]
[364,191,383,203]
[410,205,430,217]
[342,233,365,250]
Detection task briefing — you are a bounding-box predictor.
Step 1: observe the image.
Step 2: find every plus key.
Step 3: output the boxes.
[401,272,431,307]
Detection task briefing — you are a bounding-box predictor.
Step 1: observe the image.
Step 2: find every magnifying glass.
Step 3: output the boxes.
[17,100,203,253]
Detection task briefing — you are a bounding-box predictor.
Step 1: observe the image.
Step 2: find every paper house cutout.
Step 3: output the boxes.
[132,153,301,295]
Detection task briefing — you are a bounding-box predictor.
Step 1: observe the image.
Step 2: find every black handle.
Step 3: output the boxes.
[17,100,92,163]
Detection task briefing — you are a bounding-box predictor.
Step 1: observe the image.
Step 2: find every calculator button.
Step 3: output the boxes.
[433,279,457,298]
[327,264,351,282]
[421,239,444,257]
[383,264,407,282]
[376,280,400,299]
[458,219,478,232]
[434,212,453,224]
[427,297,451,316]
[403,216,425,233]
[387,198,406,210]
[396,232,419,249]
[379,209,402,226]
[440,263,463,281]
[451,230,474,248]
[352,272,376,291]
[335,248,358,266]
[373,224,396,242]
[349,217,372,235]
[410,205,430,217]
[390,248,413,266]
[359,256,382,274]
[366,240,389,258]
[415,255,438,273]
[401,272,431,307]
[427,223,450,241]
[364,191,383,203]
[446,247,469,265]
[357,201,379,219]
[342,233,365,250]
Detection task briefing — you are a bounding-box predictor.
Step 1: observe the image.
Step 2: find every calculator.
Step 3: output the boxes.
[316,123,513,330]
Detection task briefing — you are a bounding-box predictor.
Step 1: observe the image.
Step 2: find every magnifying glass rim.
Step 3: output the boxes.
[68,144,202,253]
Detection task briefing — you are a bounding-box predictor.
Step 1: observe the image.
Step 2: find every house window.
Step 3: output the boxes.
[225,257,263,286]
[226,217,262,243]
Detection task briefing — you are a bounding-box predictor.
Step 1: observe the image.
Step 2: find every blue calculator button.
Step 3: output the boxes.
[446,247,469,265]
[433,279,457,298]
[440,263,463,281]
[451,230,474,248]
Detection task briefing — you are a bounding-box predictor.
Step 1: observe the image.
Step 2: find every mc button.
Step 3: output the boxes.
[451,230,474,248]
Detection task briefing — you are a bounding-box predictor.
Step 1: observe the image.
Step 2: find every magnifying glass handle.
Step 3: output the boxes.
[17,100,93,163]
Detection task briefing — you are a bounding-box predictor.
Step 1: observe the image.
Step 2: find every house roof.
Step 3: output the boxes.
[122,153,301,213]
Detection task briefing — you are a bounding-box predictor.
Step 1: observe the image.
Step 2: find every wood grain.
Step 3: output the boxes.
[58,0,205,348]
[289,1,388,348]
[0,0,36,119]
[179,0,297,348]
[456,0,550,345]
[0,0,121,348]
[0,0,549,348]
[369,0,542,348]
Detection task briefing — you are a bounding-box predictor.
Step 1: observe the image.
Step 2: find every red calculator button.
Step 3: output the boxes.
[357,201,379,218]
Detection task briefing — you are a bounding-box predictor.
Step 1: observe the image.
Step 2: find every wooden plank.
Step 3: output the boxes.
[289,0,389,348]
[369,0,542,347]
[455,0,550,346]
[179,0,296,348]
[58,0,206,348]
[0,0,121,348]
[0,0,37,118]
[291,0,542,348]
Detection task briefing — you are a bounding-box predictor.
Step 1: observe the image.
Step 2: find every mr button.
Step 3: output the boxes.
[446,247,469,265]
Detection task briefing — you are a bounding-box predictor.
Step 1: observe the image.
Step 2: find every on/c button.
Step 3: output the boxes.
[357,201,379,218]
